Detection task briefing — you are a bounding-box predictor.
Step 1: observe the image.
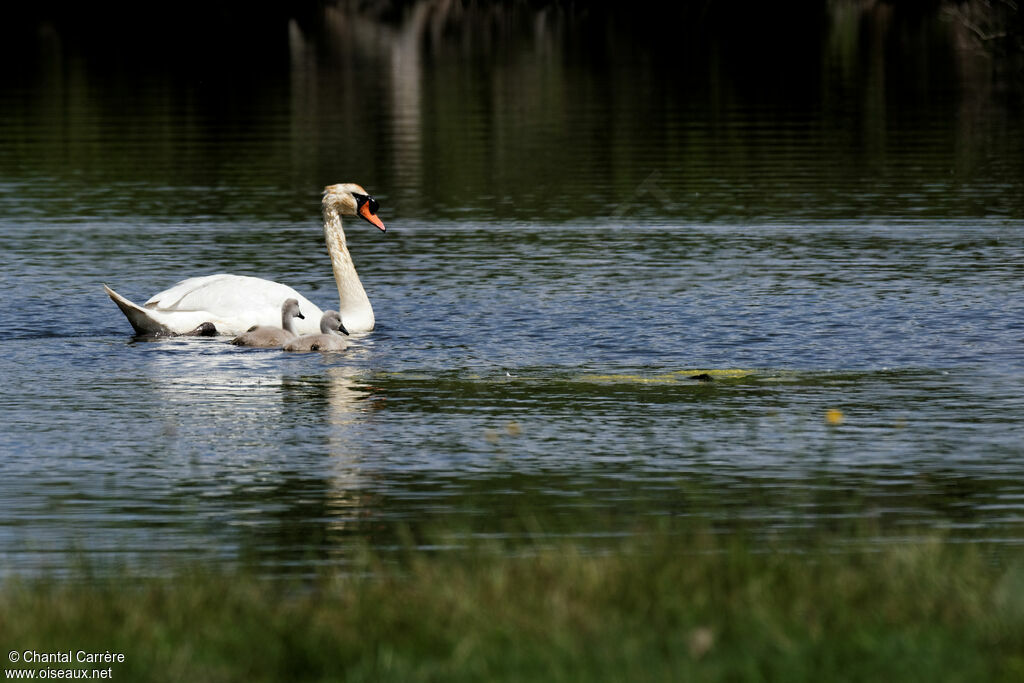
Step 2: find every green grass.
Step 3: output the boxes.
[4,531,1024,682]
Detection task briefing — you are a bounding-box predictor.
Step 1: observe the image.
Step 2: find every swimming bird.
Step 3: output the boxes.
[133,322,219,338]
[103,183,385,336]
[283,311,350,352]
[230,298,305,348]
[179,322,218,337]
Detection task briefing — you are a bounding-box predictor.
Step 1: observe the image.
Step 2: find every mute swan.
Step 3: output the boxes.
[283,311,350,352]
[103,183,385,336]
[230,298,305,348]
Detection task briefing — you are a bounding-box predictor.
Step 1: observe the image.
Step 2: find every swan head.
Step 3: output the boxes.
[320,310,350,336]
[323,183,386,232]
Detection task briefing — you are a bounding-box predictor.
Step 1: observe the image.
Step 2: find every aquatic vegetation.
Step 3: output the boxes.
[3,530,1024,682]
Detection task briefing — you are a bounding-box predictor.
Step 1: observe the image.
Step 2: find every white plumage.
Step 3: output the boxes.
[104,183,385,336]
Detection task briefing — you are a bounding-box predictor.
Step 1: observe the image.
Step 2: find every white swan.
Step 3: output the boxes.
[230,298,305,348]
[283,311,350,352]
[103,183,385,336]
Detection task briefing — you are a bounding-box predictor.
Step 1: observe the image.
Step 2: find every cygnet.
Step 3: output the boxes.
[283,311,349,352]
[230,298,305,348]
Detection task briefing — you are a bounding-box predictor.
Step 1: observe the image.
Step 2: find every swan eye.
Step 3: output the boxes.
[353,193,380,215]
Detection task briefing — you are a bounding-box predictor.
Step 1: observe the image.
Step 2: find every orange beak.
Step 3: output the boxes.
[359,202,386,232]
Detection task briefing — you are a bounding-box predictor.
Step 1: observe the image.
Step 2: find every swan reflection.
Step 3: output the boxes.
[135,340,381,565]
[320,365,376,553]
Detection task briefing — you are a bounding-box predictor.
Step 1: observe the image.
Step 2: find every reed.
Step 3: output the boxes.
[3,529,1024,682]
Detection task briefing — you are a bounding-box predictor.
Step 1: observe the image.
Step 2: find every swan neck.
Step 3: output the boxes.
[323,208,374,330]
[282,312,296,334]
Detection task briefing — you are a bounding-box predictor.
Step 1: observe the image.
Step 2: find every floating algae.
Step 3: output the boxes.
[578,369,756,384]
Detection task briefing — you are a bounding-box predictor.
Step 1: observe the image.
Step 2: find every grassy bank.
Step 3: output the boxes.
[3,533,1024,682]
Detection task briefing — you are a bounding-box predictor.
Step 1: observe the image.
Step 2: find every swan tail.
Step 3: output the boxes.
[103,284,174,336]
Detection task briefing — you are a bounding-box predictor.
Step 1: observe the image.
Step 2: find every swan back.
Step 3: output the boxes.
[135,275,326,336]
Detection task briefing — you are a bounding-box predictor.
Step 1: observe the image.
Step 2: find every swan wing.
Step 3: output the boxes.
[145,275,296,312]
[137,275,325,335]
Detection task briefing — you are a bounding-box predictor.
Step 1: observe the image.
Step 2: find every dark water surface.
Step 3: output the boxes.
[2,3,1023,575]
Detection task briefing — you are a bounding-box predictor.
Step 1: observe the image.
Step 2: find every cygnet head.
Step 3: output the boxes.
[322,183,386,232]
[320,310,350,336]
[280,298,304,333]
[283,298,304,320]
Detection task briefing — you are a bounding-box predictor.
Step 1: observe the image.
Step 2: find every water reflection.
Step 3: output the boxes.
[2,1,1021,223]
[116,340,388,572]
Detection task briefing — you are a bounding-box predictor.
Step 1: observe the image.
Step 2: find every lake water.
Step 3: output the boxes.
[2,2,1023,576]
